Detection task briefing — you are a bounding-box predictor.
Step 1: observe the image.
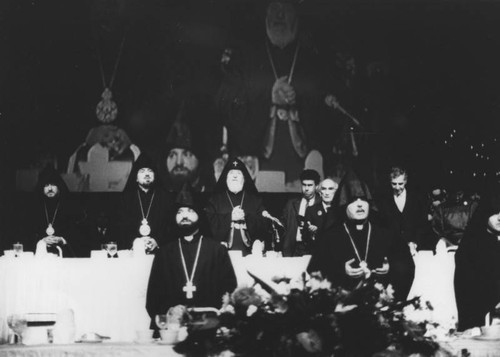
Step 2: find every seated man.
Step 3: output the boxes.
[117,153,175,252]
[17,165,85,257]
[146,188,237,327]
[205,158,268,256]
[455,185,500,330]
[309,172,415,301]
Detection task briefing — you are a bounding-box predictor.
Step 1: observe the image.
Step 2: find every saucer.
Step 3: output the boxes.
[472,335,500,341]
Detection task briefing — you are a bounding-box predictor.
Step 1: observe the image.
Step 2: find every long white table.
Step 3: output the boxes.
[0,250,458,345]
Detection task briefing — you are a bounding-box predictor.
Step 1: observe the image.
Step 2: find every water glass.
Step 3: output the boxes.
[105,242,118,258]
[7,314,28,344]
[13,242,23,257]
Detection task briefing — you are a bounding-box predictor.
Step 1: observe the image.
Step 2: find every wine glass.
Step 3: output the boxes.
[105,241,118,258]
[7,314,28,344]
[13,242,23,257]
[155,314,168,330]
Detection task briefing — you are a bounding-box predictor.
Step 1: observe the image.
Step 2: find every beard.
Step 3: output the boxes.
[178,221,199,237]
[266,21,298,49]
[169,166,198,185]
[227,179,244,194]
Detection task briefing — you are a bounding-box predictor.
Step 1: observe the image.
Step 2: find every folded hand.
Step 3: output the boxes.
[345,258,365,278]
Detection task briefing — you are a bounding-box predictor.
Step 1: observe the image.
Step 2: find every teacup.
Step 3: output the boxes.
[481,324,500,338]
[159,329,178,344]
[135,329,154,342]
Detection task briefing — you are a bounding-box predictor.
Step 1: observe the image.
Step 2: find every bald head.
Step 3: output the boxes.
[320,178,338,204]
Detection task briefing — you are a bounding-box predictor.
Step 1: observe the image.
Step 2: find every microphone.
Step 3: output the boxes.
[262,211,284,227]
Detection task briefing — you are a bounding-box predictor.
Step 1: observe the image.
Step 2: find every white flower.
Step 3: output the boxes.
[247,305,258,317]
[289,277,305,291]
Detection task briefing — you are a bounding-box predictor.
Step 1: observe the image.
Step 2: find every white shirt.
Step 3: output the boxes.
[296,197,315,242]
[394,189,407,213]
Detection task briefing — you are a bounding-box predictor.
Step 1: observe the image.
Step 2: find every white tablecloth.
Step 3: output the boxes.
[408,250,457,328]
[0,250,458,345]
[0,342,182,357]
[0,256,154,344]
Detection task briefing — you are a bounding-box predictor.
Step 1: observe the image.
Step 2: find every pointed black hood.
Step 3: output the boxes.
[36,165,68,197]
[123,153,162,192]
[213,158,258,194]
[336,171,373,206]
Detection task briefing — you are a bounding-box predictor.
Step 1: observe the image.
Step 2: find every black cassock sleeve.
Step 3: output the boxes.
[387,229,415,301]
[215,244,238,298]
[205,197,232,245]
[146,250,170,319]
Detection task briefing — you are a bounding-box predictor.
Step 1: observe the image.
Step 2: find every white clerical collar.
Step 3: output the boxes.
[183,235,194,242]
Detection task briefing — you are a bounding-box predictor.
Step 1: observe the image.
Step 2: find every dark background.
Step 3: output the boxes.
[4,0,500,196]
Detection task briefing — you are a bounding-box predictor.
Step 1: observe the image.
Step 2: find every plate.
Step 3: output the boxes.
[472,335,500,341]
[75,340,103,343]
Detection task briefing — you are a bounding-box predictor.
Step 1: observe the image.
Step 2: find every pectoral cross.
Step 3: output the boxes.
[183,281,196,299]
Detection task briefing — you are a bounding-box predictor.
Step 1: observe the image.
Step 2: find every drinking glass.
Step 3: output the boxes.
[13,242,23,257]
[105,242,118,258]
[155,314,168,330]
[7,314,28,344]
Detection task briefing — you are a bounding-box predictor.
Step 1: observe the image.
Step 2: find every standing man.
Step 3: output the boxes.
[303,178,339,244]
[117,153,175,252]
[281,169,321,256]
[146,189,237,323]
[378,166,437,254]
[309,173,414,301]
[205,158,268,256]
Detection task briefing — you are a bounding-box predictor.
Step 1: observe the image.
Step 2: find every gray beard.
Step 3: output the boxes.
[266,22,298,49]
[227,181,243,194]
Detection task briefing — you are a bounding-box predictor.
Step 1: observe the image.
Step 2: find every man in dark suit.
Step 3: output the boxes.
[303,178,339,246]
[378,166,437,254]
[281,170,321,256]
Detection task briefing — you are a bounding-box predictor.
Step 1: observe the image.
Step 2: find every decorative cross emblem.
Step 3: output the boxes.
[232,160,238,167]
[183,281,196,299]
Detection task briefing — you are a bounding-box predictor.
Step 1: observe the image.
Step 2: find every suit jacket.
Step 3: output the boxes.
[281,195,321,257]
[378,190,437,250]
[304,201,339,245]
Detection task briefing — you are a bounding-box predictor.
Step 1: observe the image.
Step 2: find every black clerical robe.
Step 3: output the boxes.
[205,190,267,255]
[16,195,85,257]
[309,220,415,301]
[116,188,175,250]
[146,234,237,319]
[455,227,500,330]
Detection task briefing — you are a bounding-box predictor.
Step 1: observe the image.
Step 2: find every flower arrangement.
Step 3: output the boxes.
[174,272,451,357]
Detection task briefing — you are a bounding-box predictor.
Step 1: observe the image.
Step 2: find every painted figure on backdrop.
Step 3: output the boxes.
[161,101,215,193]
[205,158,268,256]
[281,169,321,256]
[116,153,175,252]
[309,171,415,301]
[146,187,237,331]
[378,166,438,254]
[16,166,85,257]
[216,1,347,189]
[455,183,500,331]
